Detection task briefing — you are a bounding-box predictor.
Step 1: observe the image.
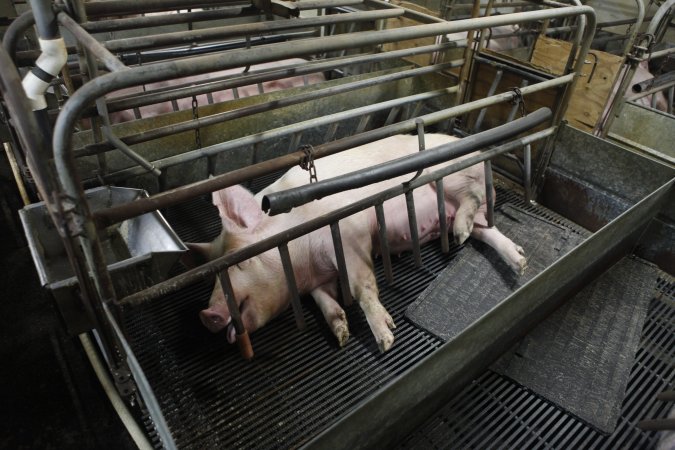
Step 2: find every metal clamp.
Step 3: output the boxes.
[191,95,202,150]
[509,87,527,118]
[299,144,318,184]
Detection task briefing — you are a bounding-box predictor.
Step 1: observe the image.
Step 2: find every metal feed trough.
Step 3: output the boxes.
[19,186,187,333]
[1,0,673,448]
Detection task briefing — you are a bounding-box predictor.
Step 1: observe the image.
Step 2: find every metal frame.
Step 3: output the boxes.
[3,0,599,445]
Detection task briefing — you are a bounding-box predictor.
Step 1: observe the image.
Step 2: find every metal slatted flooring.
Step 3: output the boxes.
[399,277,674,450]
[119,184,672,449]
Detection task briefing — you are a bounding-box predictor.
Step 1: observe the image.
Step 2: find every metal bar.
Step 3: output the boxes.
[374,203,393,284]
[295,0,363,9]
[632,70,675,94]
[102,9,406,53]
[404,190,422,267]
[94,42,457,116]
[473,68,503,132]
[628,78,675,102]
[117,125,555,312]
[57,12,127,73]
[83,0,248,17]
[217,270,254,359]
[2,9,35,61]
[435,179,449,253]
[523,143,532,202]
[93,75,568,225]
[473,56,549,83]
[262,108,551,215]
[668,86,674,115]
[484,160,495,227]
[330,222,353,306]
[278,244,306,330]
[301,177,674,450]
[100,127,161,177]
[91,87,458,187]
[80,7,254,33]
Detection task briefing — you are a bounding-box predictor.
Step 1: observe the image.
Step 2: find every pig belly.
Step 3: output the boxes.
[375,184,458,255]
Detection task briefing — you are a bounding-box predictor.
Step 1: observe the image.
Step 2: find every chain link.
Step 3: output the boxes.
[299,144,318,183]
[510,87,527,118]
[192,95,202,149]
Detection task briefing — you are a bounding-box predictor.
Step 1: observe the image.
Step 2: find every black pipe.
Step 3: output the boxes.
[262,108,552,215]
[30,0,58,39]
[632,70,675,93]
[2,10,36,61]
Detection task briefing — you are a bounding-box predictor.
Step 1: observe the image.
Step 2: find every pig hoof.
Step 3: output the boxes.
[516,245,525,256]
[335,323,350,347]
[377,331,395,353]
[517,257,528,276]
[454,230,470,245]
[386,314,396,330]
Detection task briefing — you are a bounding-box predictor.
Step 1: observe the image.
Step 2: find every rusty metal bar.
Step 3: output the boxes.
[330,222,353,307]
[57,12,127,73]
[116,127,555,309]
[278,244,307,330]
[374,203,394,284]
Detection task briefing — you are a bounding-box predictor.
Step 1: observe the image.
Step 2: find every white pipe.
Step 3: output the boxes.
[21,37,68,111]
[79,333,154,450]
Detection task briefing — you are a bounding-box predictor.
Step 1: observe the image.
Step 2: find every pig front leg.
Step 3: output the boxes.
[311,282,350,347]
[471,225,527,275]
[344,247,396,352]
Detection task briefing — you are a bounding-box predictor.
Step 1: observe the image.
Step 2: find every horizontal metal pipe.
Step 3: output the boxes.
[80,6,255,33]
[102,9,405,53]
[57,12,127,73]
[632,70,675,93]
[117,126,556,308]
[628,78,675,102]
[76,59,463,157]
[95,42,458,115]
[83,0,249,18]
[473,55,550,83]
[92,73,571,224]
[262,108,551,215]
[296,0,363,9]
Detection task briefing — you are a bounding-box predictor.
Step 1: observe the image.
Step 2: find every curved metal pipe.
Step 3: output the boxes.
[646,0,675,42]
[262,108,552,215]
[2,10,36,61]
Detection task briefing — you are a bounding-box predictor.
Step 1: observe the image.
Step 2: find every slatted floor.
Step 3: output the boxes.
[118,184,673,449]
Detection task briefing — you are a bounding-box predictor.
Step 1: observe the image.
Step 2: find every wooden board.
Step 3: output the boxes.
[383,1,445,67]
[530,36,623,131]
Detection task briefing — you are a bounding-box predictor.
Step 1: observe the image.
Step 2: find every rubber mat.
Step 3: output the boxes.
[406,204,658,432]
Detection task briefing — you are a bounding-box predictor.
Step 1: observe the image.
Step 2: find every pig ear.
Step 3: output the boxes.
[212,185,263,232]
[181,242,213,268]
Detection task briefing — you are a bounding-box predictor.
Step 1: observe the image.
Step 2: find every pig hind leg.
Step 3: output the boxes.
[471,223,527,275]
[311,282,350,347]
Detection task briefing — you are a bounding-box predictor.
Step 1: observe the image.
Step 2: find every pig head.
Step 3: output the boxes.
[195,185,294,345]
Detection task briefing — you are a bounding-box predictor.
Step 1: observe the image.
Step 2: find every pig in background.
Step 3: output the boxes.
[84,59,325,126]
[192,134,527,352]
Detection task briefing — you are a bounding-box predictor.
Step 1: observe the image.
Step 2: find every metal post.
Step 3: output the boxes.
[278,244,307,330]
[330,222,353,306]
[375,204,394,284]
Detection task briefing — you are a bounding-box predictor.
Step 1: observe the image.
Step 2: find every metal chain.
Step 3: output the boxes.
[192,95,202,149]
[299,144,318,183]
[510,87,527,118]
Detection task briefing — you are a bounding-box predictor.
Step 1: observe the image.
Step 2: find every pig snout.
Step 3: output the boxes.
[200,306,238,344]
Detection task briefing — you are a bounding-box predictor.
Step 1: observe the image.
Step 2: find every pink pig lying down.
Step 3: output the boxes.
[193,134,527,352]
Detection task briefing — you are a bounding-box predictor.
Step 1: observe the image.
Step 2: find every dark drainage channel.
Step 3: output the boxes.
[119,184,671,449]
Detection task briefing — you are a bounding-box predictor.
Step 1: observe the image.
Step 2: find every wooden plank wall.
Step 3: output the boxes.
[530,36,623,131]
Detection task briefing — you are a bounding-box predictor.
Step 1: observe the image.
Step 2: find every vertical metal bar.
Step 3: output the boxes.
[650,92,657,109]
[232,87,240,99]
[473,69,504,132]
[375,203,394,284]
[206,92,214,104]
[384,107,400,126]
[405,191,422,267]
[289,132,303,152]
[523,143,532,203]
[133,107,142,120]
[170,98,179,112]
[484,159,495,227]
[330,222,352,306]
[217,270,254,359]
[668,86,674,115]
[207,155,216,176]
[435,179,449,253]
[355,114,371,134]
[257,82,264,95]
[278,244,306,330]
[410,101,424,121]
[324,122,339,141]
